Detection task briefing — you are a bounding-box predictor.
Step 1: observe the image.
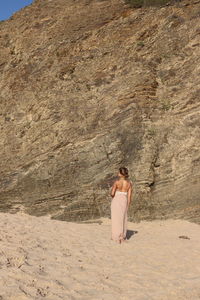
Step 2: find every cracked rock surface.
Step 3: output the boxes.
[0,0,200,222]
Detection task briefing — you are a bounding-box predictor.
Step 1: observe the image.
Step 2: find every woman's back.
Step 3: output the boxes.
[116,179,131,192]
[110,167,133,243]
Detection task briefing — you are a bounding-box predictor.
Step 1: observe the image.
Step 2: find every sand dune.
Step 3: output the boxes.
[0,212,200,300]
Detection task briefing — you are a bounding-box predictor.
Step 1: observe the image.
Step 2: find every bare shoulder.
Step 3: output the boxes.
[113,179,119,186]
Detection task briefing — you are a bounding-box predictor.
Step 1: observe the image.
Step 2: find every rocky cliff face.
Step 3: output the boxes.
[0,0,200,223]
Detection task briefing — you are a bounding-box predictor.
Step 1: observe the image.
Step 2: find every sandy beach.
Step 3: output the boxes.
[0,212,200,300]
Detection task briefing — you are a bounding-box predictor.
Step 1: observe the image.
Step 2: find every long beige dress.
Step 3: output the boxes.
[111,190,128,242]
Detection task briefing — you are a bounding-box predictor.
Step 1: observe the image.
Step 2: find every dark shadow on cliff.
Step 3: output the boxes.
[126,230,138,240]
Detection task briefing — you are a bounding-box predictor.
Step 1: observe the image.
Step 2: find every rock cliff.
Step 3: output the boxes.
[0,0,200,223]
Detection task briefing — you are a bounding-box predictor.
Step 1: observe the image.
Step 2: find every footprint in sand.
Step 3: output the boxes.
[6,256,27,268]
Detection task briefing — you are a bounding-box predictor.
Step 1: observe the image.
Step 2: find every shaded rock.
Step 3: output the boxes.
[179,235,190,240]
[0,0,199,223]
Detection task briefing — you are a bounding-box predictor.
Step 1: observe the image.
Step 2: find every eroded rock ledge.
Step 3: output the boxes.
[0,0,199,223]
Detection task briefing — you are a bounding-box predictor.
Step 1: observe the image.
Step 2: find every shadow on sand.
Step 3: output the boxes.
[126,230,138,240]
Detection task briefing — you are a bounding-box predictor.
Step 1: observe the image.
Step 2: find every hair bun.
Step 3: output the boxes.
[119,167,129,178]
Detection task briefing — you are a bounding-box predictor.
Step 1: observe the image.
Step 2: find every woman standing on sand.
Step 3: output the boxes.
[110,167,132,244]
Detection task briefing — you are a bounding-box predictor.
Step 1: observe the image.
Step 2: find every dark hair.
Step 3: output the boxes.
[119,167,129,178]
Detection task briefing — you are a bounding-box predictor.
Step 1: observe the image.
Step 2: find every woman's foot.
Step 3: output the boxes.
[121,238,128,243]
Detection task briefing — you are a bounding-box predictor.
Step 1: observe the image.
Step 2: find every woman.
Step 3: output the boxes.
[110,167,132,244]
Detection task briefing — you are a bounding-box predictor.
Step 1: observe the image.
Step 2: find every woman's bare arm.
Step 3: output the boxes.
[127,181,133,207]
[110,181,117,197]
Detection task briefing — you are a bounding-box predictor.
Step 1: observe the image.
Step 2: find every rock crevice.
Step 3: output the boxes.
[0,0,199,223]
